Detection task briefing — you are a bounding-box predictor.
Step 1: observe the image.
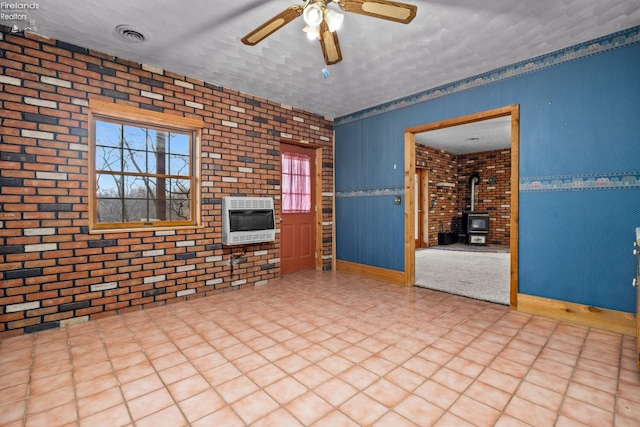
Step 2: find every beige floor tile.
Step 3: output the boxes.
[314,377,358,407]
[433,412,475,427]
[215,375,260,403]
[265,376,308,405]
[505,396,558,427]
[317,354,354,375]
[77,386,123,419]
[190,406,244,427]
[0,383,28,408]
[364,378,410,408]
[560,396,614,425]
[293,364,333,389]
[27,385,75,415]
[231,390,280,424]
[201,361,242,387]
[0,400,27,426]
[286,391,333,425]
[127,388,174,421]
[414,380,460,410]
[449,395,500,426]
[393,394,444,426]
[338,364,379,389]
[0,369,29,390]
[115,360,155,384]
[79,403,132,427]
[178,389,226,423]
[312,409,361,427]
[246,363,288,388]
[384,366,426,392]
[167,374,212,402]
[158,361,199,385]
[1,270,639,426]
[25,400,77,427]
[340,393,389,425]
[253,408,304,427]
[463,380,511,411]
[135,404,188,427]
[431,367,474,393]
[120,373,164,401]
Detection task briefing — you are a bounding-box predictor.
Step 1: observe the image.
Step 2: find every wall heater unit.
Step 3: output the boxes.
[222,197,276,245]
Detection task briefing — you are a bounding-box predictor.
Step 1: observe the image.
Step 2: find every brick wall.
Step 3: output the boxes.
[416,145,511,247]
[458,149,511,245]
[415,144,458,247]
[0,30,334,338]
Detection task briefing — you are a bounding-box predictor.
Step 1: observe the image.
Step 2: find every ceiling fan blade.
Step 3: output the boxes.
[319,20,342,65]
[338,0,417,24]
[241,5,303,46]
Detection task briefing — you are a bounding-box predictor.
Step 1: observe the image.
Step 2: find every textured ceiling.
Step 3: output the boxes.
[13,0,640,119]
[416,116,512,155]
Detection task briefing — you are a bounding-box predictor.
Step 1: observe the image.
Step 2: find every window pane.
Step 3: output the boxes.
[96,173,121,197]
[123,175,148,199]
[282,152,311,213]
[95,146,123,172]
[95,121,122,148]
[169,133,190,156]
[123,196,150,222]
[148,130,165,175]
[123,125,147,151]
[168,154,189,176]
[97,198,123,223]
[168,178,191,220]
[122,147,147,174]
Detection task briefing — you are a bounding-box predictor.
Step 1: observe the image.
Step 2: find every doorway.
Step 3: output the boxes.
[415,168,428,248]
[404,105,519,308]
[280,142,322,274]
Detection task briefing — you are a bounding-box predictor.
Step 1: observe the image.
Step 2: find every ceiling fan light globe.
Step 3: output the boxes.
[303,3,324,27]
[325,9,343,32]
[303,25,320,40]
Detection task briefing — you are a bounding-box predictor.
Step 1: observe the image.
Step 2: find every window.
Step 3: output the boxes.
[281,152,311,213]
[89,101,203,232]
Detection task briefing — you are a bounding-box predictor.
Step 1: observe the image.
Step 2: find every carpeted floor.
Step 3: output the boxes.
[414,248,510,305]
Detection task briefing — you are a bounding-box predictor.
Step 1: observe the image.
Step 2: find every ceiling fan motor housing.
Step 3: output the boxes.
[303,0,327,27]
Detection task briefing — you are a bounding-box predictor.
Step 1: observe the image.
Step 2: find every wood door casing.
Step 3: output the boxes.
[636,228,640,369]
[281,143,316,274]
[415,169,428,248]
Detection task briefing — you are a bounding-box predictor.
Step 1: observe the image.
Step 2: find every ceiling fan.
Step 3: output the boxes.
[241,0,418,65]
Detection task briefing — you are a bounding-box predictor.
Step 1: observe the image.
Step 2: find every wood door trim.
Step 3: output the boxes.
[415,168,428,249]
[404,105,520,306]
[280,140,322,149]
[280,141,323,272]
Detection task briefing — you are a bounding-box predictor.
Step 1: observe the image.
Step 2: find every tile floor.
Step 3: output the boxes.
[1,270,639,426]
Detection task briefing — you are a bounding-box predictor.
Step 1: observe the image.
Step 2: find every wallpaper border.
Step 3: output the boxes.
[335,26,640,126]
[520,171,640,192]
[336,186,404,198]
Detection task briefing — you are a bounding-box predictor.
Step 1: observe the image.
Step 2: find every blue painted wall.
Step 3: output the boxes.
[335,33,640,313]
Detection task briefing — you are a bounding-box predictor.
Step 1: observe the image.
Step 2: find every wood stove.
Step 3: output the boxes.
[463,211,489,245]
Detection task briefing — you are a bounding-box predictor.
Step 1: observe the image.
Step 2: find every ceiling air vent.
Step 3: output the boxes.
[114,25,148,43]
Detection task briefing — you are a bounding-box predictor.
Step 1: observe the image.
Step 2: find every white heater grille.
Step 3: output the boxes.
[222,197,275,245]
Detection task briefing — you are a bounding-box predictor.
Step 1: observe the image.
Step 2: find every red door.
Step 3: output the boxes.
[281,143,316,274]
